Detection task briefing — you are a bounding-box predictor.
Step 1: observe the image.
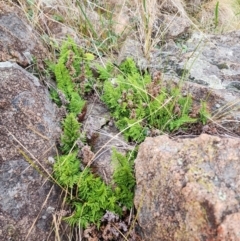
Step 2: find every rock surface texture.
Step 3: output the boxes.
[0,2,47,67]
[83,102,133,184]
[0,62,59,240]
[134,134,240,241]
[149,31,240,91]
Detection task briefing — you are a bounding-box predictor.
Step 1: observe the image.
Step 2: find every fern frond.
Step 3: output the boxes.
[49,88,61,107]
[68,92,85,115]
[169,115,197,131]
[96,62,114,81]
[53,152,80,188]
[119,57,139,75]
[61,113,81,153]
[112,149,135,209]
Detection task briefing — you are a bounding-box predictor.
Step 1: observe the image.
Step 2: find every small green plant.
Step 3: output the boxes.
[54,116,135,228]
[101,58,200,142]
[50,42,136,228]
[111,149,135,209]
[60,113,81,153]
[49,37,94,116]
[199,100,210,125]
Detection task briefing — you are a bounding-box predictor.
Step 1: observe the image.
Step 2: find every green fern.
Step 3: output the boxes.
[101,57,204,141]
[54,53,74,97]
[119,57,140,75]
[169,115,197,131]
[49,37,98,115]
[53,148,135,228]
[68,92,85,114]
[51,41,137,230]
[53,152,80,188]
[66,168,113,228]
[61,113,81,153]
[111,149,135,209]
[116,118,146,142]
[49,88,61,107]
[96,62,114,81]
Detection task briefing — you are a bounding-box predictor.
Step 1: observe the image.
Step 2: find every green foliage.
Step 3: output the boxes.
[54,152,80,188]
[49,37,94,115]
[68,92,85,115]
[61,113,81,153]
[111,149,135,209]
[54,102,135,228]
[199,101,210,125]
[116,118,147,142]
[66,168,115,228]
[96,62,114,81]
[50,37,137,231]
[49,88,61,107]
[54,148,135,228]
[102,57,199,141]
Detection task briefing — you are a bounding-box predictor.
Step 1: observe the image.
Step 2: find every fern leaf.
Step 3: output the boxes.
[61,113,81,153]
[53,152,80,188]
[68,92,85,115]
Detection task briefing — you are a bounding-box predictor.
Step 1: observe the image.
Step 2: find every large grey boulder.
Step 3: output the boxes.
[134,134,240,241]
[0,62,60,240]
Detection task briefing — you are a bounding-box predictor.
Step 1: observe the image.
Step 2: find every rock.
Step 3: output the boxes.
[154,14,191,40]
[117,37,148,70]
[83,102,133,184]
[181,80,240,136]
[148,30,240,90]
[169,31,240,90]
[134,134,240,241]
[159,0,186,14]
[153,0,191,41]
[0,62,60,240]
[0,2,47,67]
[184,0,204,14]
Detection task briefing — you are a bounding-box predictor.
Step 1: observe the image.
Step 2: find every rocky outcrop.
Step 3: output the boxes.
[134,134,240,241]
[177,31,240,90]
[150,31,240,91]
[0,2,47,67]
[0,62,60,240]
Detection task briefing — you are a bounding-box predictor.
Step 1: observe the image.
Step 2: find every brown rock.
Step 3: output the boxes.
[0,2,48,67]
[157,14,191,40]
[134,134,240,241]
[0,62,60,240]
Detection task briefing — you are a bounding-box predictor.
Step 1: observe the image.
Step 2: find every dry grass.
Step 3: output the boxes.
[7,0,240,58]
[188,0,240,32]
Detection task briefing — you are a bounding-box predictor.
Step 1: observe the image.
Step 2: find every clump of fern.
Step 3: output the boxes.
[53,111,135,228]
[49,37,94,115]
[101,57,199,142]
